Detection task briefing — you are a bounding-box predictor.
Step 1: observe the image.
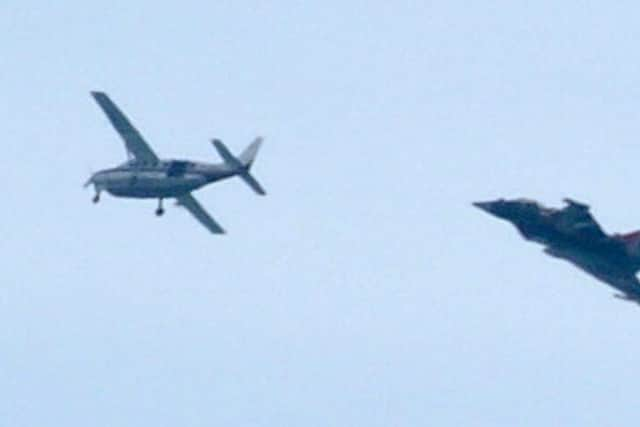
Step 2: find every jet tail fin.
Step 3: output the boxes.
[212,138,266,195]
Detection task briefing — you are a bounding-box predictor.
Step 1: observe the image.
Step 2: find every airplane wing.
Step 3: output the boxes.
[91,91,159,163]
[607,274,640,296]
[176,194,225,234]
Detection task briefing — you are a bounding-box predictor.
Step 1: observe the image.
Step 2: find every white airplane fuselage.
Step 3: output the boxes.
[86,91,265,233]
[90,159,236,199]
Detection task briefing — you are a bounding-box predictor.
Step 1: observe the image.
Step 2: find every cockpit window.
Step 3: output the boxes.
[167,160,190,177]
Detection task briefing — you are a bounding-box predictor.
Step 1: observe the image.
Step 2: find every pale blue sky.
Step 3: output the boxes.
[4,1,640,426]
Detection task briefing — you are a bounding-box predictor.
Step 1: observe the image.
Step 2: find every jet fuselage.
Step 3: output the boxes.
[474,198,640,302]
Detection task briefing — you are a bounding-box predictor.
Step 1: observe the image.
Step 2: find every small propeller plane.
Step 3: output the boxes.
[84,91,265,234]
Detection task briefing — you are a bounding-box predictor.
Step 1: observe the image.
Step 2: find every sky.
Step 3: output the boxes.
[3,1,640,426]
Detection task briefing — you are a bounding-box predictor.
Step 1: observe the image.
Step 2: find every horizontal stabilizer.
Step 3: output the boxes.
[212,138,266,196]
[213,139,242,169]
[238,171,266,195]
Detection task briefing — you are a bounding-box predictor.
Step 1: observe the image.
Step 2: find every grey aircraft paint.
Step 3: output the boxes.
[474,198,640,304]
[85,91,265,234]
[89,160,235,199]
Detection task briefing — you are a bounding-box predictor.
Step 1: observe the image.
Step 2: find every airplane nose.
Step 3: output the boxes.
[472,201,495,213]
[85,171,105,187]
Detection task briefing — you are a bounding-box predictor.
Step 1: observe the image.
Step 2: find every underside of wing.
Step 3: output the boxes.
[606,274,640,297]
[543,246,640,293]
[91,91,159,163]
[176,194,225,234]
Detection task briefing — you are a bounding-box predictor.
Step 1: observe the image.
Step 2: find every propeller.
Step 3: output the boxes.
[84,165,95,188]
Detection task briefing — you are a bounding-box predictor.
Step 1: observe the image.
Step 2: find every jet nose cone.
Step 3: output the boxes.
[472,201,495,213]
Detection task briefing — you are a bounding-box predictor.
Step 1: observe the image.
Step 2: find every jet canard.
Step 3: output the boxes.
[474,198,640,304]
[85,92,265,234]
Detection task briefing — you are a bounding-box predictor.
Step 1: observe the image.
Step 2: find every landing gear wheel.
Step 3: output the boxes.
[92,193,100,204]
[155,198,165,216]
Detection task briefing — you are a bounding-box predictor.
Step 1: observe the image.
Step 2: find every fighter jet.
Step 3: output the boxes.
[474,198,640,304]
[84,91,265,234]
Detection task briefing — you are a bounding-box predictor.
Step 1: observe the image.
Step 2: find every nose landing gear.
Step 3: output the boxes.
[92,192,101,204]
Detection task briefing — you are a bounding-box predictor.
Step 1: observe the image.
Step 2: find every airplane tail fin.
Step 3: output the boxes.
[212,138,266,195]
[238,137,263,169]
